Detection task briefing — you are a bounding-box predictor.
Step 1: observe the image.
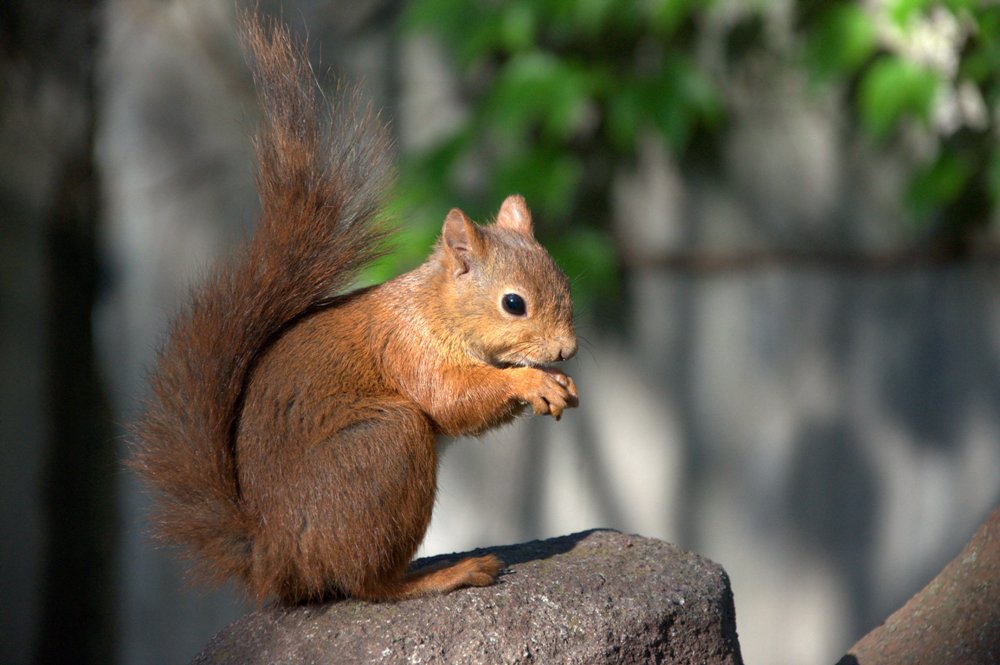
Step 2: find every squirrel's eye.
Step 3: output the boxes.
[501,293,527,316]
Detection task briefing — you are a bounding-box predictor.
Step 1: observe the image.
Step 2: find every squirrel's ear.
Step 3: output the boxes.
[496,194,533,237]
[441,208,482,276]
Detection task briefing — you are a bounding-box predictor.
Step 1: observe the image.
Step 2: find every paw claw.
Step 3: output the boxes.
[513,367,579,420]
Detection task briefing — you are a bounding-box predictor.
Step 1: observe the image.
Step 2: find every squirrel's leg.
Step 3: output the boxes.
[325,406,503,601]
[245,400,502,604]
[242,400,437,603]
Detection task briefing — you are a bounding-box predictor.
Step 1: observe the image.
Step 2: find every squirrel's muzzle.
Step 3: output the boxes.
[557,337,577,362]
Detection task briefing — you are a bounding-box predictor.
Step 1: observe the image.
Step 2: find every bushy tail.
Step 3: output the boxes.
[130,14,391,587]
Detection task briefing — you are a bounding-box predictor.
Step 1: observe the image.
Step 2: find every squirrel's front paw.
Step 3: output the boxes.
[514,367,579,420]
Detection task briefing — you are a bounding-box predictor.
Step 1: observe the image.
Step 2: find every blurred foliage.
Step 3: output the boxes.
[370,0,1000,306]
[372,0,727,310]
[798,0,1000,244]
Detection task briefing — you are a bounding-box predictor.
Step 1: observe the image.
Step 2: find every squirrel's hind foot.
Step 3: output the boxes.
[353,553,503,601]
[442,553,504,589]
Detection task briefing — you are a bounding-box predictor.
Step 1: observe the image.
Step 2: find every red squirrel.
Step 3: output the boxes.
[130,15,578,605]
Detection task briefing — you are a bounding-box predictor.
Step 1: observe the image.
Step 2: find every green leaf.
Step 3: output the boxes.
[492,148,584,219]
[653,56,724,151]
[402,0,506,66]
[606,82,644,151]
[397,130,473,205]
[485,52,595,142]
[887,0,933,27]
[907,151,972,217]
[359,219,441,285]
[549,227,620,309]
[805,5,878,81]
[960,9,1000,84]
[401,0,468,31]
[648,0,701,36]
[566,0,624,35]
[498,2,538,53]
[858,57,939,139]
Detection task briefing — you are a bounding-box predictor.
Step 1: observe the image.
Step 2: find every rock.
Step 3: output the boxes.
[837,505,1000,665]
[192,530,743,664]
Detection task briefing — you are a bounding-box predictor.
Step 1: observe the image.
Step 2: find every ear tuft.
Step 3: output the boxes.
[496,194,533,236]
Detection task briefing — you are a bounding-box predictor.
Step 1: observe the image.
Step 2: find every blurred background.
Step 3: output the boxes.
[2,0,999,663]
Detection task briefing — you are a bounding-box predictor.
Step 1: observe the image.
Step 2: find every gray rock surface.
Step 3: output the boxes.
[192,530,743,664]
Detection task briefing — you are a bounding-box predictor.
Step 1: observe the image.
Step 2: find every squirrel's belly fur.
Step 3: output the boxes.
[130,13,577,605]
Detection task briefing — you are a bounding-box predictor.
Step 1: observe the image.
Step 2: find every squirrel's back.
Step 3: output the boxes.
[129,15,391,587]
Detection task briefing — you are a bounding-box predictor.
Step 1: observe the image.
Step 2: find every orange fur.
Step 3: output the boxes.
[130,14,577,605]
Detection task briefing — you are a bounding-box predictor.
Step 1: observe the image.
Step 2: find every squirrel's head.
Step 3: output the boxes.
[434,195,577,368]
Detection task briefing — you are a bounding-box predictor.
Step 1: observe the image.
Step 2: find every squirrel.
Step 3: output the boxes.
[130,14,578,605]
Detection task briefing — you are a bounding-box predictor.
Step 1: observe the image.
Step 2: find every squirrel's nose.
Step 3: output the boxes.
[558,339,577,361]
